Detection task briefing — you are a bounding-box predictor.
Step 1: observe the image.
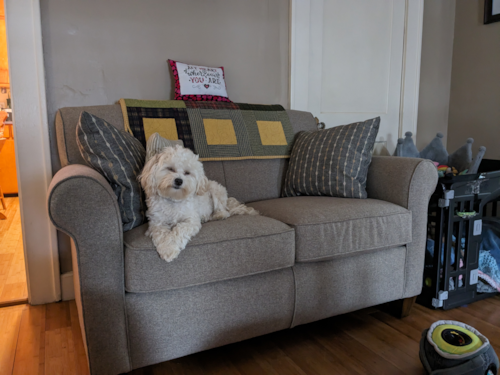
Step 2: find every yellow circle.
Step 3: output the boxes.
[425,277,432,287]
[431,324,482,355]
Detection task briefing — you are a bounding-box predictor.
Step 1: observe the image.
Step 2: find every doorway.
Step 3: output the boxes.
[0,0,28,307]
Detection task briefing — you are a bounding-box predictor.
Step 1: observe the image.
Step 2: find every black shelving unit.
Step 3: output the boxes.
[417,162,500,310]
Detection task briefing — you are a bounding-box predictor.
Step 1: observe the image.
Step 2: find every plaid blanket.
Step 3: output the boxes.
[119,99,295,161]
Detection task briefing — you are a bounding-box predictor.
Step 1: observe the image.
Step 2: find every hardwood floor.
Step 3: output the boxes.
[1,297,499,375]
[0,197,28,306]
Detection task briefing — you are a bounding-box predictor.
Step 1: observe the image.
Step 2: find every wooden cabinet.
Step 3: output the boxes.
[0,137,18,194]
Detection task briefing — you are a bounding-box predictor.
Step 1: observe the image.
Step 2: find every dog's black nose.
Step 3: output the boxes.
[174,178,183,186]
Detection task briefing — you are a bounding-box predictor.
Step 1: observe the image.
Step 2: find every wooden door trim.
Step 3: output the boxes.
[290,0,311,112]
[399,0,424,140]
[5,0,61,304]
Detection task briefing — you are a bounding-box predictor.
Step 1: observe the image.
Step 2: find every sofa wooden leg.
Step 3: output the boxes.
[380,296,417,319]
[399,296,417,318]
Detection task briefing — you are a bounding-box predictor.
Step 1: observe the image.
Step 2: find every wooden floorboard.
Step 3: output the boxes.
[0,305,24,374]
[11,304,46,375]
[332,314,422,374]
[1,297,499,375]
[0,197,28,305]
[271,327,357,375]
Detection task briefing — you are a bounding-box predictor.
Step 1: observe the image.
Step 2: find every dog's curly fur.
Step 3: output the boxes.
[139,145,258,262]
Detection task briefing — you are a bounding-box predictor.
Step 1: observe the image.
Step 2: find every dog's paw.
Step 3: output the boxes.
[246,207,259,216]
[156,242,182,262]
[211,209,230,221]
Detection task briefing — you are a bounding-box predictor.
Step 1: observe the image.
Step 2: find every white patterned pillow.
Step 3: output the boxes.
[146,133,184,162]
[76,111,146,231]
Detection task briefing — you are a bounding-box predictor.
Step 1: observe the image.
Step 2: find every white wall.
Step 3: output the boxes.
[416,0,455,150]
[40,0,290,173]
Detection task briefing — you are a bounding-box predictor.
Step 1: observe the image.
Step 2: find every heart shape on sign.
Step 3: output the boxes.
[204,84,210,89]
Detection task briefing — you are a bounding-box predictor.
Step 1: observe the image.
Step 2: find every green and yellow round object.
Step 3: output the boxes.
[431,324,482,355]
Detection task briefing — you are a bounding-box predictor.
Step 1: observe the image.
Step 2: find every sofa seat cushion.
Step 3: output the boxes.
[247,196,412,262]
[123,215,295,293]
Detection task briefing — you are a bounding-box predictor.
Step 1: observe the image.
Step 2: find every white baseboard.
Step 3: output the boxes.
[61,271,75,301]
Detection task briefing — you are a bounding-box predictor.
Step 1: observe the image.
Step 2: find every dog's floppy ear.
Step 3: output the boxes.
[139,154,161,196]
[196,175,208,196]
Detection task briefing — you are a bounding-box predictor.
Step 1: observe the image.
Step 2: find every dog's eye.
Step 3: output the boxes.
[185,171,190,175]
[167,167,175,172]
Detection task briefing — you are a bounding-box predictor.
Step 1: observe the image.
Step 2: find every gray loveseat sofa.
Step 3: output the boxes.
[47,104,438,375]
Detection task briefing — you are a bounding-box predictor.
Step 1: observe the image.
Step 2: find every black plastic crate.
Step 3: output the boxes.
[417,162,500,310]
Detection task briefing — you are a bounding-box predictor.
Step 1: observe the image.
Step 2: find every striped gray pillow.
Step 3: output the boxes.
[282,117,380,199]
[77,111,146,231]
[146,133,184,162]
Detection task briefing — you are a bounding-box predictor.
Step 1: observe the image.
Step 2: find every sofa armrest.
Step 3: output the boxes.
[48,164,131,375]
[366,156,438,298]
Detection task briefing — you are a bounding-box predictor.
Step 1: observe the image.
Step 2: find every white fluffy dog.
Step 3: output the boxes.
[139,145,258,262]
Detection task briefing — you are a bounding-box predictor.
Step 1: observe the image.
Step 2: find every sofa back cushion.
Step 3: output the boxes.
[56,105,317,202]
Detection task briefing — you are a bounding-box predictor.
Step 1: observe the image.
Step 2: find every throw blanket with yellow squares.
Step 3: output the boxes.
[119,99,295,161]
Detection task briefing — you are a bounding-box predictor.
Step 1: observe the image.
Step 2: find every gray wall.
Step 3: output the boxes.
[41,0,290,173]
[416,0,455,150]
[447,0,500,160]
[40,0,290,274]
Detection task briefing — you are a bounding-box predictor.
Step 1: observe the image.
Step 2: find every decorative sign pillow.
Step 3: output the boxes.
[282,117,380,199]
[76,111,147,231]
[168,59,231,102]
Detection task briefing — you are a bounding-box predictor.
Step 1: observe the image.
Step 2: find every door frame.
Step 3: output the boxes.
[4,0,61,304]
[290,0,424,140]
